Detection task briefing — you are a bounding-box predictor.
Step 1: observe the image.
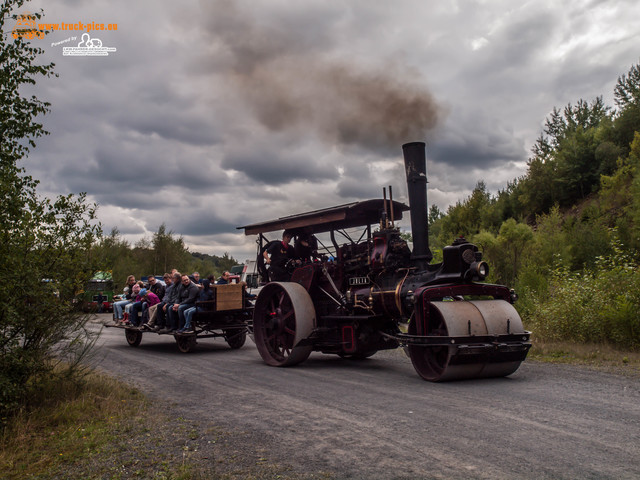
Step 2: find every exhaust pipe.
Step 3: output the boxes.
[402,142,432,270]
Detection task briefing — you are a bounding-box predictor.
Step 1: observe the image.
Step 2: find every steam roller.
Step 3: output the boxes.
[241,141,531,381]
[406,295,529,381]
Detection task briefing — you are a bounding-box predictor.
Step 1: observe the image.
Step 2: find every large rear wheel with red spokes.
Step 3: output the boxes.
[253,282,315,366]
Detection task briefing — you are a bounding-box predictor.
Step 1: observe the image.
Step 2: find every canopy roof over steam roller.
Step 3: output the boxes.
[239,199,409,235]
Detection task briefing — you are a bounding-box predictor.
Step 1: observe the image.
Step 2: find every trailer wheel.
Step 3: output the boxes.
[125,329,142,347]
[224,329,247,349]
[253,282,315,366]
[175,334,196,353]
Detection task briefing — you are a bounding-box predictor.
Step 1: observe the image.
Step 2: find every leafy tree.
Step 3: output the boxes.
[1,0,102,419]
[439,181,493,243]
[94,225,242,287]
[594,140,623,176]
[497,219,533,284]
[525,97,613,210]
[533,98,609,154]
[473,220,532,286]
[627,132,640,250]
[152,223,190,274]
[92,227,133,287]
[614,62,640,110]
[491,179,525,224]
[528,206,570,268]
[471,230,500,281]
[613,62,640,155]
[517,158,559,214]
[554,125,600,201]
[427,204,443,226]
[563,217,612,270]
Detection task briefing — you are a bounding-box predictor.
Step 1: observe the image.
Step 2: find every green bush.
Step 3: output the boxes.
[1,1,102,422]
[521,238,640,347]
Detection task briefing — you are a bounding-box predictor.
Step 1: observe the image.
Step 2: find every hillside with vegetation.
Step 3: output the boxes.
[428,62,640,348]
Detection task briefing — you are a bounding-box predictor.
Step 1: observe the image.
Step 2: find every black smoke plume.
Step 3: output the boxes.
[204,1,441,153]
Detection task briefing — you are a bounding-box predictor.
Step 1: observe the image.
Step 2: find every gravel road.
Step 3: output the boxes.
[92,315,639,479]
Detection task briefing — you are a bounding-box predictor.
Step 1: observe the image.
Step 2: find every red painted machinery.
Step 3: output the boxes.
[240,142,531,381]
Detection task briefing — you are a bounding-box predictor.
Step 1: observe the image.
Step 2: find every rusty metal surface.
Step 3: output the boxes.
[431,301,488,336]
[469,299,525,335]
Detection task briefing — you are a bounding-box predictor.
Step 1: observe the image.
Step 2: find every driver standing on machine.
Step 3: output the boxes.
[263,230,296,281]
[294,228,318,263]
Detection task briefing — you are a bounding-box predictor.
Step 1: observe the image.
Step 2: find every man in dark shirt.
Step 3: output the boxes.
[169,274,200,331]
[156,273,180,333]
[216,271,230,284]
[147,275,165,301]
[96,292,104,313]
[263,230,296,281]
[294,231,318,263]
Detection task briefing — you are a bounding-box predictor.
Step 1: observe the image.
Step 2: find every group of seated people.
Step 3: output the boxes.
[111,229,319,333]
[113,270,235,334]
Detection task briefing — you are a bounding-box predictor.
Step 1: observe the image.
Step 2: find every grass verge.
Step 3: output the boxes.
[528,339,640,375]
[0,370,329,480]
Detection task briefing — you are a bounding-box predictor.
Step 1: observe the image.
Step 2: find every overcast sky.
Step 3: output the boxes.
[11,0,640,262]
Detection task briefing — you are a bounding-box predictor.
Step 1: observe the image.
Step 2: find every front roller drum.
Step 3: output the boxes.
[253,282,316,366]
[408,300,529,381]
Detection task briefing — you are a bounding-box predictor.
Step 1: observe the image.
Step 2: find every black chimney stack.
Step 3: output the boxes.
[402,142,432,270]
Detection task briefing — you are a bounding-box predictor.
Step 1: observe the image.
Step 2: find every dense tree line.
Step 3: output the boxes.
[430,61,640,347]
[92,224,242,289]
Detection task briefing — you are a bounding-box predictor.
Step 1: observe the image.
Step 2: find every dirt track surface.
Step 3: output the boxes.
[93,315,640,479]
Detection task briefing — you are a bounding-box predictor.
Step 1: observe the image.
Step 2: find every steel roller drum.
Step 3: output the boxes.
[408,299,528,381]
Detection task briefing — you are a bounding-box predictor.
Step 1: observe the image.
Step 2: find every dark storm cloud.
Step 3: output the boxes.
[118,107,220,148]
[552,60,624,103]
[428,126,525,169]
[202,0,442,155]
[336,177,386,200]
[56,142,230,205]
[221,148,338,185]
[164,209,238,237]
[490,11,557,67]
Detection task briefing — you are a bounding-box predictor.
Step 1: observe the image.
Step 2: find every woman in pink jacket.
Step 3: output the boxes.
[128,288,160,327]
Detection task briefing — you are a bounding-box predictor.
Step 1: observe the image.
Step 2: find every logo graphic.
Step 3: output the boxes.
[62,33,116,56]
[12,13,45,39]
